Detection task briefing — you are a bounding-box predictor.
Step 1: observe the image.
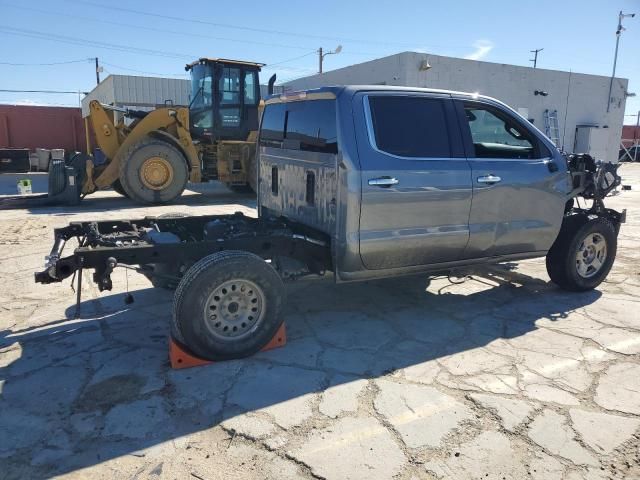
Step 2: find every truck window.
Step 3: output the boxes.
[367,96,451,158]
[260,103,286,147]
[463,103,549,159]
[259,100,338,154]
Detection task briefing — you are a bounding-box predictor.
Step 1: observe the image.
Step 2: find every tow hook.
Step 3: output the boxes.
[93,257,117,292]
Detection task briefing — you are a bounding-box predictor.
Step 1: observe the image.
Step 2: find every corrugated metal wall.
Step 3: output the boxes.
[81,75,190,116]
[0,105,86,152]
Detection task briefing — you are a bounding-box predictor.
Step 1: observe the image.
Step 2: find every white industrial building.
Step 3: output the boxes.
[284,52,630,162]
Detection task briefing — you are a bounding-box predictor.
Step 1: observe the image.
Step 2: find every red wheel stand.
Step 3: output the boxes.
[169,323,287,369]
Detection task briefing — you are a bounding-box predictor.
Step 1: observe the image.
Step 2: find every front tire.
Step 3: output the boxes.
[119,137,188,205]
[111,179,129,198]
[546,216,617,291]
[172,251,285,360]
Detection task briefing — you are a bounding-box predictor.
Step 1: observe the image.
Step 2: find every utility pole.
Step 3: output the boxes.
[607,11,635,112]
[529,48,543,68]
[635,110,640,162]
[318,45,342,74]
[95,57,101,85]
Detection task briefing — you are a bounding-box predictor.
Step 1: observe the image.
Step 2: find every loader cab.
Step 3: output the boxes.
[186,58,264,142]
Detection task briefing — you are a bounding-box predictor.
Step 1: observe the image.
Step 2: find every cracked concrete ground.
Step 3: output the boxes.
[1,167,639,480]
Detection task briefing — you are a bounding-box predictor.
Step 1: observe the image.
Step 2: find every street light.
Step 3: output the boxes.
[318,45,342,74]
[607,11,635,112]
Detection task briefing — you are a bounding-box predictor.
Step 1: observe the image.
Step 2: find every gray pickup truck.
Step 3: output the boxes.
[35,86,624,361]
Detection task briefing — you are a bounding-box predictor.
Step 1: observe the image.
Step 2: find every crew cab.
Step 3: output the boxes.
[35,86,624,361]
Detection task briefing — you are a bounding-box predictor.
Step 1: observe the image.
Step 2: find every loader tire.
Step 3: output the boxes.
[546,215,617,291]
[119,137,188,205]
[228,183,254,194]
[111,179,129,198]
[172,251,285,361]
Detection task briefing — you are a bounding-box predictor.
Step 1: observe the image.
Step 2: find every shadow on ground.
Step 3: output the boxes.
[0,264,601,478]
[0,185,255,214]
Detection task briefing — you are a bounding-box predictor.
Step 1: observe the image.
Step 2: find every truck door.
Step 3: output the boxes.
[456,99,567,258]
[355,93,473,270]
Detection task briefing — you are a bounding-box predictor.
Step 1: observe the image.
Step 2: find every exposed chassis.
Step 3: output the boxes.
[35,213,332,315]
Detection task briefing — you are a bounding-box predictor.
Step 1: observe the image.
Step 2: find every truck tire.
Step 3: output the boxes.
[172,251,285,360]
[119,137,188,205]
[546,215,617,291]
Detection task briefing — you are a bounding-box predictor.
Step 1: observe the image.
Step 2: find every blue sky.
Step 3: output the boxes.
[1,0,638,121]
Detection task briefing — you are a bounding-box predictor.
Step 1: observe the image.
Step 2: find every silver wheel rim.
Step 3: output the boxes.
[576,233,607,279]
[203,279,266,340]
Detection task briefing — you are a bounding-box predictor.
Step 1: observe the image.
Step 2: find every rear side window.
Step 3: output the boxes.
[368,96,451,158]
[260,103,286,147]
[259,100,337,154]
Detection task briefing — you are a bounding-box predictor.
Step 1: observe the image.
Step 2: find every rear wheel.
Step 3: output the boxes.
[119,137,188,205]
[172,251,285,360]
[546,216,617,291]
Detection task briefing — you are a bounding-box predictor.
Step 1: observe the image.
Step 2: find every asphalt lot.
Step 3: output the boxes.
[1,165,639,479]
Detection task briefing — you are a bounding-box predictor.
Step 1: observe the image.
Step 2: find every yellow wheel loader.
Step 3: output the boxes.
[40,58,274,207]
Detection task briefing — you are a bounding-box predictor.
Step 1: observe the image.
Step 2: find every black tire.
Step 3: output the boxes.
[144,263,181,290]
[48,159,67,196]
[172,251,285,361]
[228,183,254,194]
[111,179,129,197]
[119,137,188,205]
[546,215,617,291]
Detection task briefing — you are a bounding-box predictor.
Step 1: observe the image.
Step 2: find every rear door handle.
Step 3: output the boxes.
[368,177,399,187]
[477,175,502,184]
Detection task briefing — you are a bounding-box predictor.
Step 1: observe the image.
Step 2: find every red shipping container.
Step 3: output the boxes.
[0,105,87,153]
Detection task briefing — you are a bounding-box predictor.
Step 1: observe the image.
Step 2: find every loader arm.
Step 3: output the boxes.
[85,100,201,194]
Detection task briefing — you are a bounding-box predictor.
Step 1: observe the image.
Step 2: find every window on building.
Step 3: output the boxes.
[367,95,451,158]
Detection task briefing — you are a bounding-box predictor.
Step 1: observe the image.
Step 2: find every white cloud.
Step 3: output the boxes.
[0,98,76,107]
[465,39,494,61]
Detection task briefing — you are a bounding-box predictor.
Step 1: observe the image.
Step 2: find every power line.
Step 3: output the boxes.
[100,61,188,77]
[0,58,91,66]
[64,0,475,50]
[0,89,88,94]
[0,2,316,52]
[0,25,195,59]
[265,51,318,68]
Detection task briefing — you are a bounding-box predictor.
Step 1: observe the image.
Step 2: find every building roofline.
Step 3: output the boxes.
[283,50,629,84]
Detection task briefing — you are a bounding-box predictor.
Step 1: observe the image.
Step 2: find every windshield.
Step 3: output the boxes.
[190,64,213,109]
[190,63,213,130]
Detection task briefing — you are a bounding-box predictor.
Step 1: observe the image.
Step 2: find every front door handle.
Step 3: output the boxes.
[477,175,502,184]
[368,177,399,187]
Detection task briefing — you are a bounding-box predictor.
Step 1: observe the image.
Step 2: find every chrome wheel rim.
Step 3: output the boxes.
[204,279,265,340]
[576,233,607,279]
